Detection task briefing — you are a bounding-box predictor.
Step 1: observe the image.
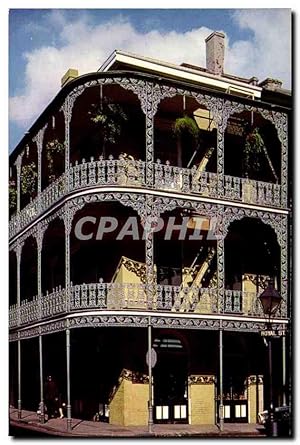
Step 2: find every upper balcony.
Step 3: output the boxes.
[9,74,288,239]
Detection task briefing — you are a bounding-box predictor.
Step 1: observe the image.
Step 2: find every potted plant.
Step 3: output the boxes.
[45,139,65,183]
[21,162,37,198]
[88,97,128,156]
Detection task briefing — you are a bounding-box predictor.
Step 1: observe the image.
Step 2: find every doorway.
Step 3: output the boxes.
[153,336,188,424]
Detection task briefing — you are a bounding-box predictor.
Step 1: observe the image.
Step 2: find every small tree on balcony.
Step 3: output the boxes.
[46,139,65,183]
[21,162,37,198]
[88,97,128,156]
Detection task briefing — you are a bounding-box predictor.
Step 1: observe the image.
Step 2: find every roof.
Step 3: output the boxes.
[9,50,291,160]
[98,50,262,99]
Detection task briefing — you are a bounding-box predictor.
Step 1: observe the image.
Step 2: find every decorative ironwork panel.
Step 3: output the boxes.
[33,124,47,195]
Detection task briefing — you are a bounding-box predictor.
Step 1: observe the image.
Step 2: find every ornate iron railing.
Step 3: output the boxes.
[9,158,284,238]
[154,160,218,197]
[224,175,281,207]
[9,282,287,329]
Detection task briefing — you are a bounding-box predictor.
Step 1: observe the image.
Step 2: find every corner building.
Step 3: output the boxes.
[9,32,292,428]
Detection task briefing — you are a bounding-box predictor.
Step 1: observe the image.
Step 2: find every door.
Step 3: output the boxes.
[220,375,248,423]
[153,337,188,424]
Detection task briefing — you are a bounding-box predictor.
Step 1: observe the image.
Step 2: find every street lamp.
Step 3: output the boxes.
[258,280,282,438]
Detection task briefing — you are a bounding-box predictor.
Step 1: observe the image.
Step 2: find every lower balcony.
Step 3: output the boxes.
[9,281,286,330]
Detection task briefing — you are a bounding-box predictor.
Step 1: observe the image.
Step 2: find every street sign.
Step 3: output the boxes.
[146,347,157,368]
[260,329,285,337]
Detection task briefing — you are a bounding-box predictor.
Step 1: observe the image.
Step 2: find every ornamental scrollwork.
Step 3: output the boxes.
[65,192,146,219]
[188,375,216,385]
[60,77,147,120]
[121,257,147,284]
[69,315,149,329]
[192,93,224,126]
[9,312,288,341]
[10,319,67,341]
[244,274,269,290]
[246,375,264,386]
[32,124,48,154]
[222,206,285,246]
[119,368,149,384]
[151,84,178,117]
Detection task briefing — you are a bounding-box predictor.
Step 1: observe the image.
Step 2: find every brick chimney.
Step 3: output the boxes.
[205,31,225,76]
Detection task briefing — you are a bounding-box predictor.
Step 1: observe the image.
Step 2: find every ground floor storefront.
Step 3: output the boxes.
[9,325,286,428]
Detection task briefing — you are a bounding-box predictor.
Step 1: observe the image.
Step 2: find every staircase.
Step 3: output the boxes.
[175,247,216,312]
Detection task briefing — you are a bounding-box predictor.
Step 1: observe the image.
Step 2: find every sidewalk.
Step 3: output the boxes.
[9,408,266,438]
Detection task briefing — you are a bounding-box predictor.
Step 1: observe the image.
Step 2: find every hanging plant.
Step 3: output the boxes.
[243,127,265,177]
[21,162,37,196]
[46,139,65,182]
[244,126,279,182]
[88,97,128,147]
[173,115,200,143]
[9,180,17,211]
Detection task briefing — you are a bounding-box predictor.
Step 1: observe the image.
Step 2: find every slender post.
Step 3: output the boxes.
[145,86,154,187]
[268,338,278,437]
[33,125,47,196]
[37,146,42,209]
[282,335,286,406]
[15,153,24,214]
[61,98,72,175]
[16,243,22,419]
[17,339,21,419]
[63,204,73,431]
[66,325,72,431]
[39,335,45,423]
[219,327,224,431]
[35,227,45,422]
[148,317,153,433]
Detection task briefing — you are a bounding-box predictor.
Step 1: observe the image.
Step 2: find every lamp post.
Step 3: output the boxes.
[258,280,282,438]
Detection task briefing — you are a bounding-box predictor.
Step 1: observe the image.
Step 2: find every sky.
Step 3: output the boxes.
[9,8,291,152]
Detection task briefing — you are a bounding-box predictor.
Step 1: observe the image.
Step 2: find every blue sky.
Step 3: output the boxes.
[9,8,291,152]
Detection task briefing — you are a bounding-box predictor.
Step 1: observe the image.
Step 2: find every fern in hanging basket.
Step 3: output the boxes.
[46,139,65,182]
[243,127,265,176]
[89,97,128,145]
[21,162,37,196]
[9,180,17,211]
[173,115,199,142]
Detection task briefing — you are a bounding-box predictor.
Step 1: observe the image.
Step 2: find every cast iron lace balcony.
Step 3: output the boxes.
[9,156,284,238]
[9,282,286,329]
[224,175,281,207]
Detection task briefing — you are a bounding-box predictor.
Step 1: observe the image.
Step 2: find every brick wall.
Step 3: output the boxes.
[109,373,148,426]
[247,375,264,423]
[189,375,215,425]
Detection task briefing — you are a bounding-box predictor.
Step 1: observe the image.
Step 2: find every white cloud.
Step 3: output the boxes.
[227,9,291,87]
[9,10,291,131]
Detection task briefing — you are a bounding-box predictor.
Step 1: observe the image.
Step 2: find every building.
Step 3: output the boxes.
[9,32,292,432]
